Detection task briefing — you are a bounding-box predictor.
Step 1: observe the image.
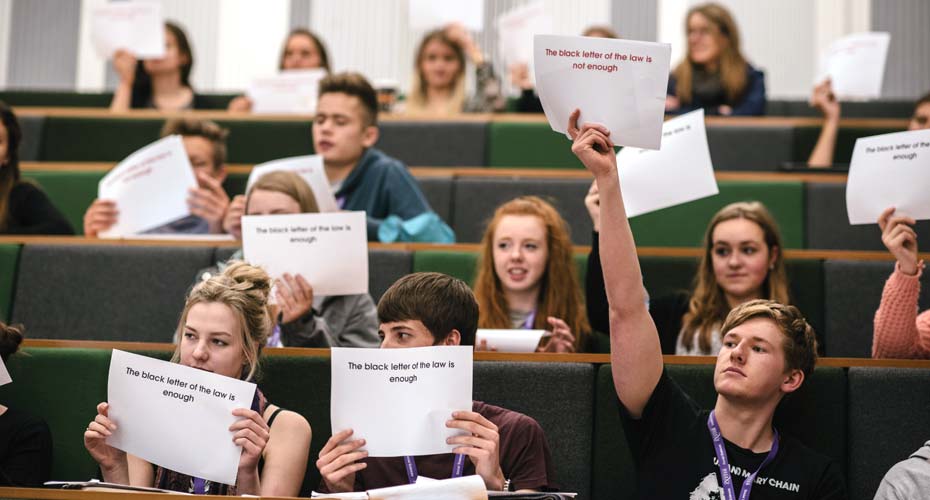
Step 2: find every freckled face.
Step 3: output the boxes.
[491,215,549,297]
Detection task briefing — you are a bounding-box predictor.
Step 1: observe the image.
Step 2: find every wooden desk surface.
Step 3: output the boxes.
[20,339,930,369]
[10,107,910,129]
[19,161,850,184]
[0,486,300,500]
[0,235,917,261]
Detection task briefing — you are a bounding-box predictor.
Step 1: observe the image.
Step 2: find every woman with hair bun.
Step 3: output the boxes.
[0,322,53,487]
[84,262,312,496]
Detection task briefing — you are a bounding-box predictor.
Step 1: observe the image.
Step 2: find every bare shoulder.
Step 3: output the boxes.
[266,405,312,439]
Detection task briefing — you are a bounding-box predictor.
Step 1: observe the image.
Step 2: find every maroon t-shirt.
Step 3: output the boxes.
[321,401,556,492]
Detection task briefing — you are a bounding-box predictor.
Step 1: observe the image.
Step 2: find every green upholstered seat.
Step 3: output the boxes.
[39,118,163,162]
[487,122,583,168]
[0,348,111,481]
[629,181,805,249]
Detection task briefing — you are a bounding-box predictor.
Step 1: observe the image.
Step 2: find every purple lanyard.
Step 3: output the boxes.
[192,477,206,495]
[403,454,465,484]
[521,309,537,330]
[336,196,347,209]
[267,324,281,347]
[707,411,779,500]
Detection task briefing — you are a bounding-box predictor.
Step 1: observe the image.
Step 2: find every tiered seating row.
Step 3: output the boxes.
[0,345,927,500]
[2,238,928,358]
[21,164,930,251]
[12,108,906,168]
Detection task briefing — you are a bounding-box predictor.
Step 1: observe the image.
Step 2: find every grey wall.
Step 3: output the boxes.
[7,0,81,89]
[872,0,930,99]
[611,0,657,41]
[290,0,312,30]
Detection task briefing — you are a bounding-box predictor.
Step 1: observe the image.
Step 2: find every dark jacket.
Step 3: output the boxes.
[336,147,439,240]
[666,64,766,116]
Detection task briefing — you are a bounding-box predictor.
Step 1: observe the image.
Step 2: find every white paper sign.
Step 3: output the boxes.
[476,329,545,353]
[98,135,197,237]
[330,346,473,457]
[497,2,552,69]
[242,212,368,296]
[846,128,930,224]
[614,110,718,217]
[246,69,327,114]
[818,32,890,100]
[0,355,11,387]
[91,2,165,59]
[534,35,671,150]
[246,155,339,213]
[409,0,484,31]
[106,350,256,485]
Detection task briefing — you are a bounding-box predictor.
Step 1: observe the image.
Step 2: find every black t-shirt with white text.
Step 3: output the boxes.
[619,371,847,499]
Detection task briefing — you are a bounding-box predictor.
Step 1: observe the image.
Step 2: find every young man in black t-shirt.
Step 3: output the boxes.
[568,110,847,499]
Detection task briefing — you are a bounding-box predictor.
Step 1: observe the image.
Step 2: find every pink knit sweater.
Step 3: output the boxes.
[872,262,930,359]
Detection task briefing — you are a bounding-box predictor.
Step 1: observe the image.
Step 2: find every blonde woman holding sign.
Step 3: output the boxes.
[84,263,312,496]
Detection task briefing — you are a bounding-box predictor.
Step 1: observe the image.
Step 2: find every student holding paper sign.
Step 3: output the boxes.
[808,89,930,167]
[872,207,930,359]
[666,3,766,116]
[316,273,555,493]
[205,171,379,348]
[0,322,52,487]
[586,195,790,355]
[403,24,504,115]
[0,102,73,235]
[228,28,332,113]
[314,73,453,242]
[569,110,846,498]
[83,119,231,236]
[84,263,311,495]
[110,22,207,112]
[473,196,593,353]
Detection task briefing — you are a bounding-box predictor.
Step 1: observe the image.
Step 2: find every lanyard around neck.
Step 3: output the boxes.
[403,454,466,484]
[521,308,537,330]
[707,410,779,500]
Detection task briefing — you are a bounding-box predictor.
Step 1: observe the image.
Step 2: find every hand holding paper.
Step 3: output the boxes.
[330,346,473,457]
[98,135,197,237]
[846,128,930,224]
[818,32,890,100]
[104,350,257,485]
[535,35,671,149]
[878,207,919,276]
[242,212,368,296]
